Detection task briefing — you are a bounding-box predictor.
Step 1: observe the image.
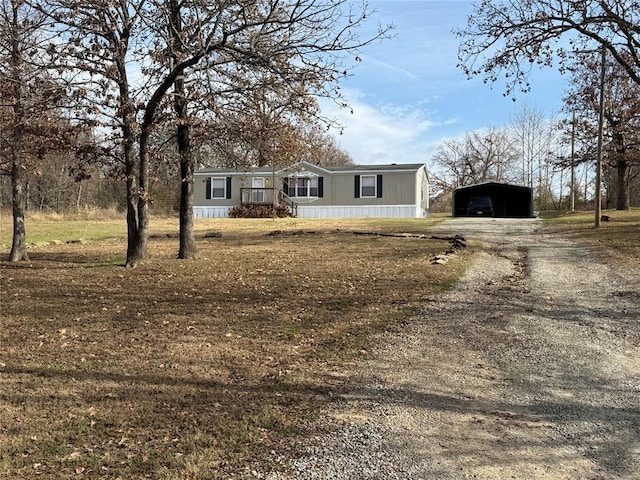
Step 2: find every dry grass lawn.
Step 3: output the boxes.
[0,213,465,479]
[542,208,640,275]
[3,209,635,479]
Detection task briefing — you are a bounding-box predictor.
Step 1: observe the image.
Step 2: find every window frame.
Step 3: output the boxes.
[210,177,227,199]
[360,174,377,198]
[287,176,319,198]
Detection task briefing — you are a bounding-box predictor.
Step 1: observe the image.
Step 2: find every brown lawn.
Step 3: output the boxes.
[0,215,465,479]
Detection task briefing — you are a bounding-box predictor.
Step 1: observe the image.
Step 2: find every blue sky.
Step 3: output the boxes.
[321,0,569,165]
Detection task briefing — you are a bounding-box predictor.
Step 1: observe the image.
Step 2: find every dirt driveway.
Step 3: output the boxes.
[266,218,640,480]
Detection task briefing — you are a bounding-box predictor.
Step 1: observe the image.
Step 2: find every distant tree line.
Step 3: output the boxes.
[1,0,388,265]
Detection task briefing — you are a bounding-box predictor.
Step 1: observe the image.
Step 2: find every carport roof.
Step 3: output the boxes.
[455,181,530,191]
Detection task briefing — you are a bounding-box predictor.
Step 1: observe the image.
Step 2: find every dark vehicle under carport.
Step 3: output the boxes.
[453,182,534,218]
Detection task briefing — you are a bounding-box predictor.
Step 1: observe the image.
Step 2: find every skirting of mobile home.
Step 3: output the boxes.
[194,205,428,219]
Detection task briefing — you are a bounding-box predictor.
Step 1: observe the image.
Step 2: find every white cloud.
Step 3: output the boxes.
[321,89,450,165]
[323,91,442,165]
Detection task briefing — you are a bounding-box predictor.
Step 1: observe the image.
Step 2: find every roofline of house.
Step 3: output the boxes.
[195,161,426,176]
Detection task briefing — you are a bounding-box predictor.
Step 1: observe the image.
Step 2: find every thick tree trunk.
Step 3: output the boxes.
[170,0,197,260]
[125,156,139,265]
[117,60,143,267]
[127,130,151,268]
[9,154,29,262]
[177,123,197,259]
[8,2,28,262]
[616,160,630,210]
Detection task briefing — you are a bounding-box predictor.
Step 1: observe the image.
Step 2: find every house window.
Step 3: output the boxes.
[211,178,226,198]
[354,174,382,198]
[360,175,376,198]
[287,176,320,197]
[206,176,231,200]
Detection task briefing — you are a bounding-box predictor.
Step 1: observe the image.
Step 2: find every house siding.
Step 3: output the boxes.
[310,171,417,206]
[194,162,429,219]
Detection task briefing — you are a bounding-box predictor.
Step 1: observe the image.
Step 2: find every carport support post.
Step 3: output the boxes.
[594,44,606,229]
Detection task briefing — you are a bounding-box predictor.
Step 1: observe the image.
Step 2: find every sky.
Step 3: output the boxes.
[321,0,569,166]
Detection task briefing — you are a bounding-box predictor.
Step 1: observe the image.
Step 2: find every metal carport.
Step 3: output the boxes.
[453,182,534,218]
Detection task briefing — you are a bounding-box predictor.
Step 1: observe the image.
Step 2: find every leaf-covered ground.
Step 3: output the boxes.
[0,216,466,479]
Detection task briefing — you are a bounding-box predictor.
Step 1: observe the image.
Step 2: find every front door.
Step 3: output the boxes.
[252,177,265,203]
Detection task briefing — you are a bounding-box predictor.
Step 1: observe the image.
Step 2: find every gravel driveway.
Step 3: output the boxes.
[266,218,640,480]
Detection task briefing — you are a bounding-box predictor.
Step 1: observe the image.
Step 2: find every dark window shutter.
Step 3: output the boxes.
[376,174,383,198]
[206,177,212,199]
[283,177,289,195]
[318,177,324,197]
[226,177,232,199]
[354,175,360,198]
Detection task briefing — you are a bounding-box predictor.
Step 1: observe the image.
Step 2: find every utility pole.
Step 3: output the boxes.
[570,109,576,213]
[595,44,606,228]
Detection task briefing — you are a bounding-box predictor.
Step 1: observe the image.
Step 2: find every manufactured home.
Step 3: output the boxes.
[193,161,430,218]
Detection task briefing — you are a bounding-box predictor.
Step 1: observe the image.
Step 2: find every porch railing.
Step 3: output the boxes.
[240,188,276,205]
[280,192,297,217]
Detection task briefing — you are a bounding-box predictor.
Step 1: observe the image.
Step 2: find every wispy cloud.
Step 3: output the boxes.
[359,54,421,81]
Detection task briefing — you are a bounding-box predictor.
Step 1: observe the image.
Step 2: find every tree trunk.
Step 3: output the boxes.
[9,152,29,262]
[127,128,151,268]
[170,0,197,260]
[174,76,197,259]
[125,167,140,266]
[126,147,149,268]
[616,160,630,210]
[8,1,28,262]
[117,60,143,267]
[177,122,197,259]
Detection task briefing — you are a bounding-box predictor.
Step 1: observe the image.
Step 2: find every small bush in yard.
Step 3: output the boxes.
[229,204,292,218]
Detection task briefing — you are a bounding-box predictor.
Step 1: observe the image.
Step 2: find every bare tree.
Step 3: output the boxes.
[510,105,551,187]
[564,52,640,210]
[157,1,379,258]
[430,127,518,192]
[298,126,354,167]
[43,0,147,265]
[457,1,640,97]
[509,104,563,209]
[0,0,73,261]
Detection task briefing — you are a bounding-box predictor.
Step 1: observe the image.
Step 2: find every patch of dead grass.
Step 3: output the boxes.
[542,209,640,275]
[0,219,464,479]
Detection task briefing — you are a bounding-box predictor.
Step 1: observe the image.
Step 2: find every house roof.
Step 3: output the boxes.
[322,163,426,174]
[196,161,426,176]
